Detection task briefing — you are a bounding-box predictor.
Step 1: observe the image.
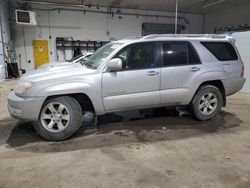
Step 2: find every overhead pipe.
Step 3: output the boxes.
[18,0,190,24]
[20,0,86,8]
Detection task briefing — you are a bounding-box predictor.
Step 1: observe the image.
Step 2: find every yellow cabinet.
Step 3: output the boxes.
[32,40,49,68]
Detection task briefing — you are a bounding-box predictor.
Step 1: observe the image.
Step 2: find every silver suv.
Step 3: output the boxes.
[8,34,246,141]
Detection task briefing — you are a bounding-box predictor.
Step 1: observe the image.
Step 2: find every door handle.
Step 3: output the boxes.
[190,67,200,72]
[147,71,159,76]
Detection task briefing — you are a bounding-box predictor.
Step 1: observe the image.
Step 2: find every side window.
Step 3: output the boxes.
[115,42,156,70]
[188,43,201,64]
[117,48,130,68]
[201,42,238,61]
[163,42,188,66]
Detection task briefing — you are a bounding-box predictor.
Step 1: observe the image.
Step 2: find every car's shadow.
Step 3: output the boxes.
[5,108,243,153]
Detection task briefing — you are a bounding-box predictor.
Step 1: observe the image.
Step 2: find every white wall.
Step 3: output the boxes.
[204,2,250,33]
[0,0,10,80]
[12,4,203,71]
[232,31,250,93]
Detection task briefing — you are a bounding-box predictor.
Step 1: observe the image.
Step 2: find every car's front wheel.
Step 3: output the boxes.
[190,85,223,121]
[34,96,83,141]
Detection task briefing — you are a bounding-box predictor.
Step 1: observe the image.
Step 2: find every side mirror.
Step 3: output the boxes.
[106,58,122,72]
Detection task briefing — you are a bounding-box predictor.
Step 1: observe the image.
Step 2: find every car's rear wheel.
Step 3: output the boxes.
[34,96,82,141]
[190,85,223,121]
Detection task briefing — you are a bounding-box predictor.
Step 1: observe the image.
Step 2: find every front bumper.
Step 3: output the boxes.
[8,91,46,121]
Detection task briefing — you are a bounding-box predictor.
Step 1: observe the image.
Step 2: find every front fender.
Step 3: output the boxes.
[34,82,105,115]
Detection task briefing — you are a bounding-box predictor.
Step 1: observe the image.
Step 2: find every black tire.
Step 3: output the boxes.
[34,96,82,141]
[190,85,223,121]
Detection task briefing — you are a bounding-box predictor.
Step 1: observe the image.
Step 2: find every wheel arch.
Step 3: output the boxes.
[193,80,226,107]
[45,93,95,113]
[36,82,106,115]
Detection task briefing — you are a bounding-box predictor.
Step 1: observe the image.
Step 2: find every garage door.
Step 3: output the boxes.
[232,31,250,93]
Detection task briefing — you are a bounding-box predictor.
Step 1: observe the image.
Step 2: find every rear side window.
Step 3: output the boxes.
[201,42,238,61]
[162,42,200,66]
[163,43,188,66]
[188,43,200,64]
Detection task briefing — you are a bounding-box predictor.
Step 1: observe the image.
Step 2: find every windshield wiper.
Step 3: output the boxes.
[83,61,93,69]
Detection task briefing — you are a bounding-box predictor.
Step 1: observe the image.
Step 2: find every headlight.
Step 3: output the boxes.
[14,81,34,94]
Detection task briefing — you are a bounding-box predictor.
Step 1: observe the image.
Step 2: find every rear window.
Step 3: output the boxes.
[201,42,238,61]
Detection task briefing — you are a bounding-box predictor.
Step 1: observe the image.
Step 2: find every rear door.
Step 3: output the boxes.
[102,42,161,111]
[159,41,203,105]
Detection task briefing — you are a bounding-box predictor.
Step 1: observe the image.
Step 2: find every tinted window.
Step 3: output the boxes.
[116,43,156,70]
[188,43,201,64]
[201,42,238,61]
[163,42,188,66]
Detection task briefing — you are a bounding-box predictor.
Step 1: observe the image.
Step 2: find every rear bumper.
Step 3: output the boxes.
[8,91,46,121]
[227,77,246,96]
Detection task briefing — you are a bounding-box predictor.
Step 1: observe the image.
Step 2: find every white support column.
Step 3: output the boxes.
[0,0,6,80]
[175,0,178,34]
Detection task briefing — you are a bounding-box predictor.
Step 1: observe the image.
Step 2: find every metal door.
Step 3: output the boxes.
[32,40,49,68]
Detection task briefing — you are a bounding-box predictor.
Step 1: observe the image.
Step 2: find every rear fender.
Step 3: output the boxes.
[181,71,229,105]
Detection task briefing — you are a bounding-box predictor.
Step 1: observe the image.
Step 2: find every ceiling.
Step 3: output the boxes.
[21,0,250,14]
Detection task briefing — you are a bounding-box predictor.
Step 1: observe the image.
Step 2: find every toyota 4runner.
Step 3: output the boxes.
[8,34,246,141]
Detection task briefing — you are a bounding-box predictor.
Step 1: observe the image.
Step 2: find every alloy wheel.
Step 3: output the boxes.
[198,93,218,115]
[40,102,70,132]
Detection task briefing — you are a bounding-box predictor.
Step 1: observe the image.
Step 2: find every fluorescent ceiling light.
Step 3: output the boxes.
[203,0,226,8]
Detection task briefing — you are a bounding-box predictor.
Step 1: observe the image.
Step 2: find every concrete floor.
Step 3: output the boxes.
[0,80,250,188]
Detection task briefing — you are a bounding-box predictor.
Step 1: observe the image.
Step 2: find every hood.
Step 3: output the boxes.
[21,63,95,82]
[38,61,73,69]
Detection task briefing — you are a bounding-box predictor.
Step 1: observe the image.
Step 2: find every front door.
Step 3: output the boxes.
[32,40,49,68]
[102,42,161,112]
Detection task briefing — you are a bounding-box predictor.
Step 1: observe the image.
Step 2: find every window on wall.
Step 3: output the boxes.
[201,42,238,61]
[162,42,200,66]
[116,42,156,70]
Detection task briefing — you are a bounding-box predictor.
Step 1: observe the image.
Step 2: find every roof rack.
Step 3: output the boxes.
[124,36,142,40]
[142,34,232,40]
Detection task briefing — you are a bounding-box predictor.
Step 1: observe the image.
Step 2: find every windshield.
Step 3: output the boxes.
[84,42,122,69]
